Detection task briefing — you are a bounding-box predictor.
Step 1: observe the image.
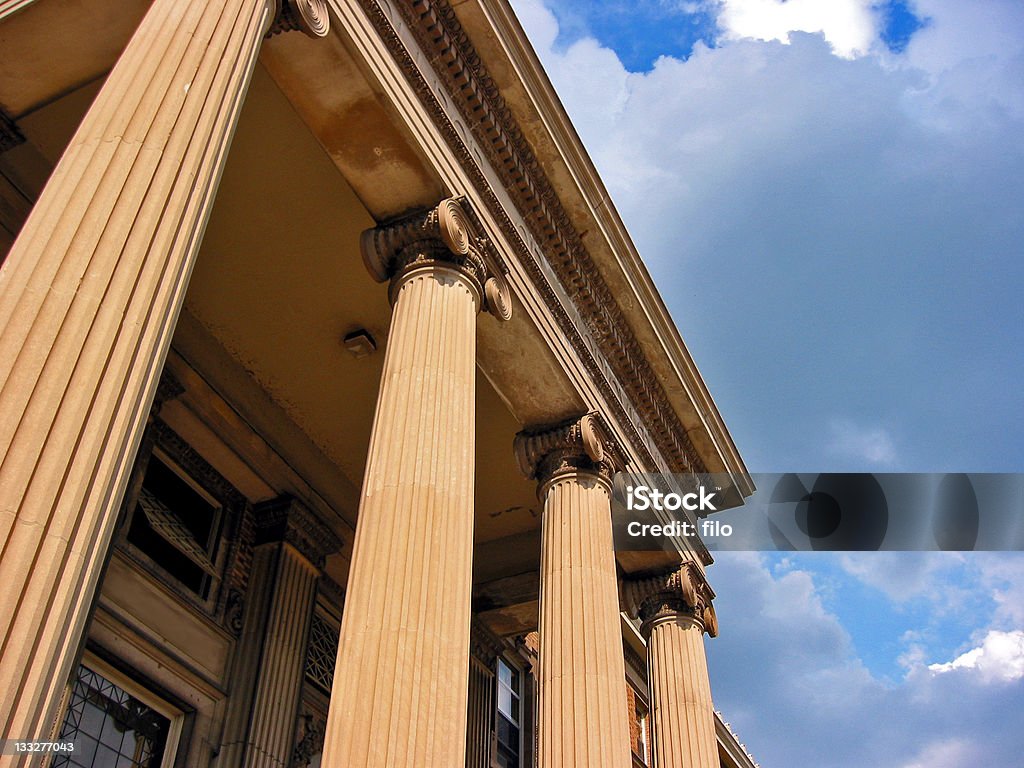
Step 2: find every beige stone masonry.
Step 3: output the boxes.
[515,413,632,768]
[624,564,720,768]
[0,0,328,752]
[320,199,508,768]
[220,496,338,768]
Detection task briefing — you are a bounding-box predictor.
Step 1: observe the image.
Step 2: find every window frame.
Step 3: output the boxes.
[494,655,524,768]
[63,651,185,768]
[116,421,246,621]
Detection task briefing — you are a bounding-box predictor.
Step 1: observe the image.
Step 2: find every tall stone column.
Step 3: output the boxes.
[220,497,340,768]
[514,414,632,768]
[321,198,511,768]
[0,0,329,748]
[623,564,720,768]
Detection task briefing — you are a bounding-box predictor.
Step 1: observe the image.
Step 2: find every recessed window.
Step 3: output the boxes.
[53,660,181,768]
[495,658,522,768]
[126,451,223,598]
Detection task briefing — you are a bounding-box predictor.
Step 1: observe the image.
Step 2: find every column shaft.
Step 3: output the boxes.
[537,474,632,768]
[0,0,275,746]
[244,544,319,768]
[321,265,478,767]
[647,616,717,768]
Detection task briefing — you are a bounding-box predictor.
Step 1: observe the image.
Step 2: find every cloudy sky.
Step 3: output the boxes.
[508,0,1024,765]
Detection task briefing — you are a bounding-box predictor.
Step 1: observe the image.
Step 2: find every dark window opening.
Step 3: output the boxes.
[126,454,222,598]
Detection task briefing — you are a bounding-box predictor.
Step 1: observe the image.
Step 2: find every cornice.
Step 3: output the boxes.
[353,0,704,478]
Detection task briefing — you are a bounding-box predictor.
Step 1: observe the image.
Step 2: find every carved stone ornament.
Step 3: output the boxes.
[291,710,326,768]
[253,495,341,569]
[358,0,707,481]
[622,562,718,638]
[224,588,246,635]
[469,616,505,666]
[267,0,330,38]
[360,197,513,321]
[514,412,624,490]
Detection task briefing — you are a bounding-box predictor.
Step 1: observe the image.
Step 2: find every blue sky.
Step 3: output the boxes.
[509,0,1024,765]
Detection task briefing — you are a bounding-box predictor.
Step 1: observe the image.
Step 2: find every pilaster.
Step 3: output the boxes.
[221,497,339,768]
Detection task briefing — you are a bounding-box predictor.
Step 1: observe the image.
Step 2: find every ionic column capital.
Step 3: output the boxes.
[360,197,513,321]
[623,562,718,638]
[514,412,624,493]
[267,0,330,37]
[254,495,341,569]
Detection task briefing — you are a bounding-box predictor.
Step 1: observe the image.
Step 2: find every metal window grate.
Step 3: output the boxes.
[53,665,170,768]
[304,613,338,695]
[136,487,218,576]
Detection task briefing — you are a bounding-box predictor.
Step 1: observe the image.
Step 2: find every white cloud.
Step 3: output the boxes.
[509,0,1024,762]
[977,555,1024,627]
[838,552,963,602]
[929,630,1024,683]
[827,420,897,467]
[717,0,878,58]
[706,553,1024,766]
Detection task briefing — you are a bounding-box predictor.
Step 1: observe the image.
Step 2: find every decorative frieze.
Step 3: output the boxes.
[267,0,330,37]
[254,495,341,569]
[361,0,706,478]
[514,412,624,490]
[361,197,512,321]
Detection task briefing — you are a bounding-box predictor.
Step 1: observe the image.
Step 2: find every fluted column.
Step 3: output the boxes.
[321,198,510,768]
[515,414,632,768]
[623,564,720,768]
[0,0,330,749]
[220,497,340,768]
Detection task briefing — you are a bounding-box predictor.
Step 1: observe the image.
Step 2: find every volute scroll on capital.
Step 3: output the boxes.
[514,412,625,492]
[267,0,331,37]
[622,562,718,638]
[360,197,513,321]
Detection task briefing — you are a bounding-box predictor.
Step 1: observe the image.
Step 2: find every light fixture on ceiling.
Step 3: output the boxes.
[342,328,377,359]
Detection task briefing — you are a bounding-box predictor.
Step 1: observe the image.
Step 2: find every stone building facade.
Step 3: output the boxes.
[0,0,758,766]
